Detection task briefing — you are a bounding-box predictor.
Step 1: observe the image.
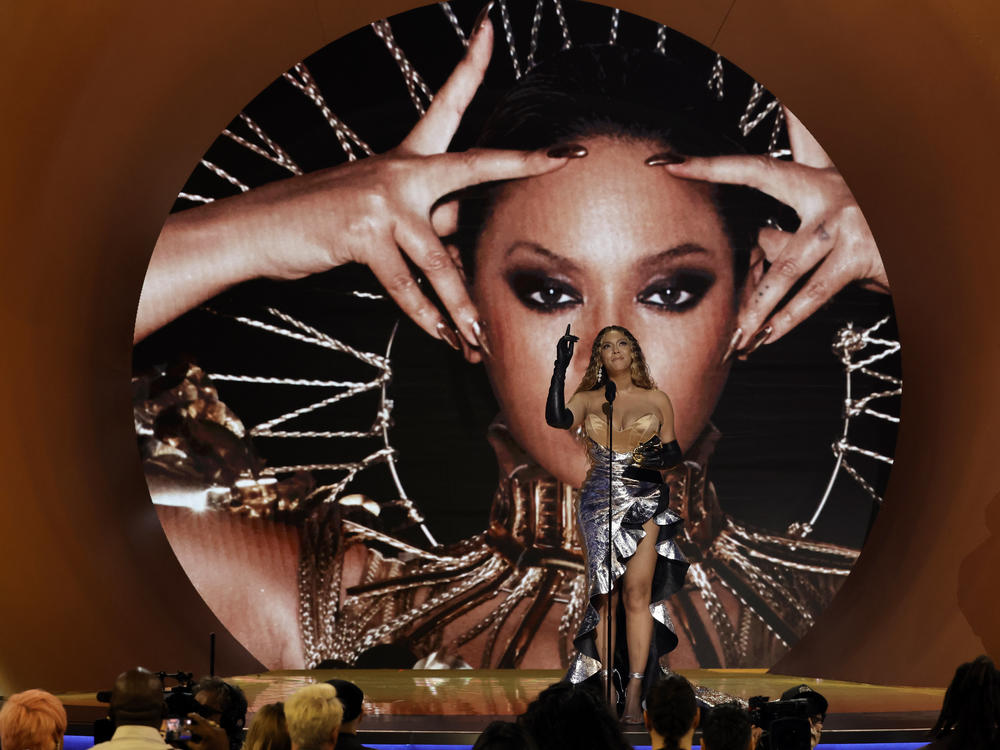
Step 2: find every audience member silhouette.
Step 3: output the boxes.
[325,680,372,750]
[92,668,171,750]
[700,703,752,750]
[194,676,248,750]
[0,688,67,750]
[471,720,538,750]
[924,655,1000,749]
[285,683,343,750]
[243,702,291,750]
[644,674,699,750]
[517,681,631,750]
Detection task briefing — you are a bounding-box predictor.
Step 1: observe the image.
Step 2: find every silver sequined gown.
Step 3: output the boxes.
[567,414,689,687]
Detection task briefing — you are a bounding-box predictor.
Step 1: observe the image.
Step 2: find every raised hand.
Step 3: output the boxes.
[554,323,579,371]
[662,107,888,353]
[136,16,571,345]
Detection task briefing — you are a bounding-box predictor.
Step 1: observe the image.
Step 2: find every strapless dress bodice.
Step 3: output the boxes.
[584,412,660,453]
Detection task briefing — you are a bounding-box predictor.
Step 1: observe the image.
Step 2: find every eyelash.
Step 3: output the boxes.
[507,271,582,312]
[637,271,714,312]
[505,269,714,314]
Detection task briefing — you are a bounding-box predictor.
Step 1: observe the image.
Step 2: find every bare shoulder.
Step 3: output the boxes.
[581,387,602,411]
[568,386,599,416]
[651,388,674,413]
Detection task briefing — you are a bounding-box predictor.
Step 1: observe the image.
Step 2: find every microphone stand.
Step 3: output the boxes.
[604,377,617,711]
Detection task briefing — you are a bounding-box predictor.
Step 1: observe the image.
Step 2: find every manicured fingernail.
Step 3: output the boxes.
[472,319,493,357]
[721,327,743,365]
[546,143,588,159]
[436,322,462,351]
[644,152,686,166]
[739,325,773,359]
[473,1,495,35]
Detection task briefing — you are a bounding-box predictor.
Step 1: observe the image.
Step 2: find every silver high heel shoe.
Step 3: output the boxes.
[622,671,645,724]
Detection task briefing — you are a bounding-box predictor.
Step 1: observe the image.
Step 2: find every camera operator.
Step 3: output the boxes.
[193,677,247,750]
[750,685,827,750]
[779,685,827,749]
[92,668,173,750]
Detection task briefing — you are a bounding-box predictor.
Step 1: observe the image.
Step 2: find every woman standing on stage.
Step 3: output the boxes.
[546,324,688,723]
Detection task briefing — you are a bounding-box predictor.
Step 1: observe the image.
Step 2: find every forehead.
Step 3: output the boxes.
[483,136,732,270]
[600,331,629,345]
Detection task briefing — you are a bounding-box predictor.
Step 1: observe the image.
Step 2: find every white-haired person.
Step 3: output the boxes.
[284,683,344,750]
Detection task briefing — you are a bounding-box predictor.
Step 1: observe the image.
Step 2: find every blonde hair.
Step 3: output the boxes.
[573,325,656,394]
[0,689,67,750]
[284,684,343,750]
[244,703,290,750]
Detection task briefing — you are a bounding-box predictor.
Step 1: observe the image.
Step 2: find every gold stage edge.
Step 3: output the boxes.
[56,668,944,717]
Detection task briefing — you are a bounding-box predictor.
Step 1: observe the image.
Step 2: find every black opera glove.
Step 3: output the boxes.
[545,325,578,430]
[623,436,683,481]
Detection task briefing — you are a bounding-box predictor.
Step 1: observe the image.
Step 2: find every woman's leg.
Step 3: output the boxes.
[621,517,659,721]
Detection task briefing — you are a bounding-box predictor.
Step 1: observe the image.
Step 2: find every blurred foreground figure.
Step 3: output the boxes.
[0,689,67,750]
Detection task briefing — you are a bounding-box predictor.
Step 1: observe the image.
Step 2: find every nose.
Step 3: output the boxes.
[575,290,636,352]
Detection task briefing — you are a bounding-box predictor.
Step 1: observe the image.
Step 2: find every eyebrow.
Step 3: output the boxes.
[504,242,584,274]
[505,241,710,274]
[636,243,711,273]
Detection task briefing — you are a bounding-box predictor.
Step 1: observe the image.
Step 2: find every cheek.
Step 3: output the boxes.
[638,286,736,446]
[472,277,592,485]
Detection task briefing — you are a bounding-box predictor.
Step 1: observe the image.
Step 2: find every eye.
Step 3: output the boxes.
[506,271,582,312]
[637,270,714,312]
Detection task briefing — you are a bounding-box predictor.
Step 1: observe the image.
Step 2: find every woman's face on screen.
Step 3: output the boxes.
[471,137,738,485]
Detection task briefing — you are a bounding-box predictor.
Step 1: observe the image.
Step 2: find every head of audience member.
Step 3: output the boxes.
[284,683,343,750]
[929,655,1000,749]
[194,676,248,749]
[471,721,538,750]
[324,680,364,737]
[244,703,291,750]
[517,681,631,750]
[700,703,752,750]
[108,668,167,729]
[0,689,68,750]
[644,674,699,750]
[778,684,827,749]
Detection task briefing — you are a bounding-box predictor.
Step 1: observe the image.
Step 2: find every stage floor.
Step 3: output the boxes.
[59,669,944,746]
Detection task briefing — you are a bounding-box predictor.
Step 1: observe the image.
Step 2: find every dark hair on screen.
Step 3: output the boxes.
[928,655,1000,749]
[453,44,781,285]
[645,673,698,750]
[516,681,630,750]
[701,702,752,750]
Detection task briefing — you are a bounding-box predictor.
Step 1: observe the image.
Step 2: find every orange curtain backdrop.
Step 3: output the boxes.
[0,0,997,693]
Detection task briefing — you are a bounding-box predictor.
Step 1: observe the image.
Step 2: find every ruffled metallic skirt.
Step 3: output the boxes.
[567,439,689,686]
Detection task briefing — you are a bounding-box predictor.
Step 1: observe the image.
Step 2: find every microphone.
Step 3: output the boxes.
[604,378,617,404]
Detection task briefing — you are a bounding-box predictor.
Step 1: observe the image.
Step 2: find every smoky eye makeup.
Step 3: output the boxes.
[505,269,583,312]
[636,269,715,312]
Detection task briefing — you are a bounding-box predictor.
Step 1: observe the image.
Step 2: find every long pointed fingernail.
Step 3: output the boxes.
[472,319,493,357]
[473,1,495,35]
[721,327,743,365]
[738,325,773,359]
[644,152,686,166]
[547,143,588,159]
[436,322,462,351]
